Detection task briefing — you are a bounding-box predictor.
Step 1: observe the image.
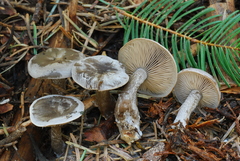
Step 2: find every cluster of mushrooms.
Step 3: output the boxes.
[27,38,221,156]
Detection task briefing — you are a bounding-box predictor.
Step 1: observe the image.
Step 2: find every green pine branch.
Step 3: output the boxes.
[113,0,240,87]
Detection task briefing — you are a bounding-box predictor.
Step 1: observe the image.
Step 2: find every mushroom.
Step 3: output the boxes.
[28,48,85,93]
[172,68,221,127]
[72,55,129,119]
[115,38,178,144]
[30,95,84,156]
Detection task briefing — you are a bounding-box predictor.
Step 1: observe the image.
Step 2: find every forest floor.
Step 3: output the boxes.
[0,0,240,161]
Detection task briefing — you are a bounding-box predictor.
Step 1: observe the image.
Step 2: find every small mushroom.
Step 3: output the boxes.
[30,95,84,156]
[172,68,221,127]
[28,48,85,93]
[28,48,85,79]
[72,55,129,119]
[115,38,177,144]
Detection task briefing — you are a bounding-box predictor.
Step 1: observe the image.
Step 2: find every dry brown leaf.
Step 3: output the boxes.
[137,142,165,161]
[188,144,221,161]
[221,87,240,94]
[0,5,16,16]
[84,126,106,142]
[0,103,13,114]
[84,116,117,142]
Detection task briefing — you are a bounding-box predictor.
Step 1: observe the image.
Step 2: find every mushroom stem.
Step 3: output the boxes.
[115,68,147,144]
[95,91,116,119]
[173,90,202,127]
[51,125,65,156]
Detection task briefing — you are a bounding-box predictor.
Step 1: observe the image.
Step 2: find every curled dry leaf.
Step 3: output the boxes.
[187,144,221,161]
[0,5,16,16]
[187,118,220,129]
[146,98,173,124]
[84,116,117,142]
[84,127,106,142]
[137,142,165,161]
[221,87,240,94]
[0,103,13,114]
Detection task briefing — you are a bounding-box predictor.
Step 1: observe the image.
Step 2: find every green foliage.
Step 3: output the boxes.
[115,0,240,87]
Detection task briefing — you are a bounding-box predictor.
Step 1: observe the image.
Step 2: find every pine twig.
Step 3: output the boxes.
[113,7,240,51]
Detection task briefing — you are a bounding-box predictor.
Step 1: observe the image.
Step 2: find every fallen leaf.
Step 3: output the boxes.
[221,87,240,94]
[0,103,13,114]
[84,116,117,142]
[84,126,106,142]
[0,5,16,16]
[138,142,166,161]
[188,144,221,161]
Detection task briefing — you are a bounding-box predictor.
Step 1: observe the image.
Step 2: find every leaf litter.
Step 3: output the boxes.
[0,0,239,160]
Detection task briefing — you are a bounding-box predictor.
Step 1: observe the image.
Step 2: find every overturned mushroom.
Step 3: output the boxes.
[115,38,177,144]
[28,48,85,79]
[72,55,129,119]
[30,95,84,156]
[28,48,85,93]
[173,68,221,127]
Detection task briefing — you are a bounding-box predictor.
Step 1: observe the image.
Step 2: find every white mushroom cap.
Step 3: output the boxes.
[173,68,221,108]
[118,38,177,97]
[28,48,85,79]
[30,95,84,127]
[72,55,129,91]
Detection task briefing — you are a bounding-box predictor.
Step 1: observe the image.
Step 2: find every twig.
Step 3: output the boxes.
[0,22,44,30]
[153,121,158,139]
[62,11,98,47]
[79,111,84,145]
[0,49,29,74]
[72,31,98,51]
[0,126,26,145]
[32,0,44,23]
[6,27,23,46]
[221,114,240,142]
[70,133,80,161]
[95,148,100,161]
[10,1,49,15]
[0,60,19,67]
[0,119,31,135]
[89,140,125,149]
[109,145,134,161]
[0,74,11,85]
[20,91,25,118]
[103,146,108,160]
[65,141,98,154]
[40,20,60,44]
[92,29,120,56]
[63,138,70,161]
[113,7,240,51]
[0,141,18,148]
[81,21,97,54]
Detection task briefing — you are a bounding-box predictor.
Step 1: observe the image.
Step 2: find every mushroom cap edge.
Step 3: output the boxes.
[173,68,221,109]
[72,55,129,91]
[30,94,84,127]
[118,38,178,97]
